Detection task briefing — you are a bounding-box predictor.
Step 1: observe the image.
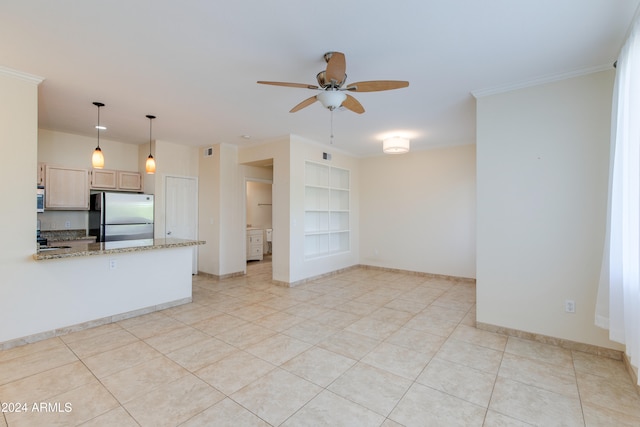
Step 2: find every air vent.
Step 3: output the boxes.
[204,147,213,157]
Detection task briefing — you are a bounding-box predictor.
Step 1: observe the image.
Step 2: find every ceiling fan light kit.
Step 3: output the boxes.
[317,91,347,110]
[383,137,410,154]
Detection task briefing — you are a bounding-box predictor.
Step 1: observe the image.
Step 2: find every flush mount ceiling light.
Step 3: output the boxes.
[383,136,410,154]
[92,102,105,169]
[145,115,156,174]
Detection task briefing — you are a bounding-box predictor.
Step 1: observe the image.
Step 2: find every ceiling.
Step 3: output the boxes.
[1,1,638,157]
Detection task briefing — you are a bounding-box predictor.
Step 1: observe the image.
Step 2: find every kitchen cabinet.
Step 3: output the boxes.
[90,169,117,189]
[247,228,263,261]
[90,169,142,192]
[118,171,142,191]
[45,165,90,210]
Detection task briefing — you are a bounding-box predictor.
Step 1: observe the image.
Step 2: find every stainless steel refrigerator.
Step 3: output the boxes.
[89,192,154,242]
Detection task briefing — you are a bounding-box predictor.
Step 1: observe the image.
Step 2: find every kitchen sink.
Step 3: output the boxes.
[38,246,72,252]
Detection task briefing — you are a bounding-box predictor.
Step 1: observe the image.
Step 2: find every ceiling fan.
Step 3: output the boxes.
[257,52,409,114]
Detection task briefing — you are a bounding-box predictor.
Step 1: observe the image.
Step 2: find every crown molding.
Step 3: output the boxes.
[0,66,44,85]
[471,64,614,98]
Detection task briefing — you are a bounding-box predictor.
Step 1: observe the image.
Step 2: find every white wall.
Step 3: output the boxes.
[0,68,40,261]
[359,145,476,278]
[219,143,244,275]
[239,137,291,282]
[198,144,221,275]
[289,135,360,282]
[150,139,199,239]
[246,181,272,230]
[476,70,623,349]
[197,143,245,277]
[39,128,140,171]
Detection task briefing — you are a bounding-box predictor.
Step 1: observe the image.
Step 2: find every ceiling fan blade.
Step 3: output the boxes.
[290,96,318,113]
[341,94,365,114]
[345,80,409,92]
[325,52,346,86]
[257,81,319,90]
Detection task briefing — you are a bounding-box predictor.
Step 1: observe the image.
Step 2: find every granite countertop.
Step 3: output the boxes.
[39,229,95,241]
[34,238,206,260]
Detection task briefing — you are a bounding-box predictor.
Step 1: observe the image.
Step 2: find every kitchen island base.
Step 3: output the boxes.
[1,240,203,349]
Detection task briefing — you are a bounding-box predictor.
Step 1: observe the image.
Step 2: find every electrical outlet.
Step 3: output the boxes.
[109,259,117,270]
[64,221,71,228]
[565,300,576,313]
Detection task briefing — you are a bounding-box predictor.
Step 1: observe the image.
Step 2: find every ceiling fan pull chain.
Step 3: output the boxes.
[330,109,334,145]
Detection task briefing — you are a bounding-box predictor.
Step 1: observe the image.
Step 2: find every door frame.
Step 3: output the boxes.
[164,174,199,274]
[243,177,273,274]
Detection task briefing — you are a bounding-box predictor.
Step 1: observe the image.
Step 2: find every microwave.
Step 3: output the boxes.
[37,186,45,212]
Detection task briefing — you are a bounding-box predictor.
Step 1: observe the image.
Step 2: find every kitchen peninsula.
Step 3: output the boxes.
[34,237,204,260]
[2,238,205,350]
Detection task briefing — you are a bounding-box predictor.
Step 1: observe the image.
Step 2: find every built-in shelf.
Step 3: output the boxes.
[304,161,350,259]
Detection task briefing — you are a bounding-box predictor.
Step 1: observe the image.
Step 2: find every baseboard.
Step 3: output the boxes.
[277,264,475,288]
[0,297,192,351]
[196,270,244,280]
[282,265,362,287]
[358,264,476,284]
[476,321,624,361]
[622,353,640,395]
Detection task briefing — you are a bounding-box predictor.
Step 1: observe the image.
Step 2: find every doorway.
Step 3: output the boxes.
[245,179,273,263]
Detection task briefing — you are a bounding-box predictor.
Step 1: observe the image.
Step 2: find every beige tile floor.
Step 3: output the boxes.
[1,259,640,426]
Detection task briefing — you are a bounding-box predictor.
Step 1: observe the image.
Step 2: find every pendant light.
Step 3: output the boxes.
[92,102,105,168]
[145,114,156,174]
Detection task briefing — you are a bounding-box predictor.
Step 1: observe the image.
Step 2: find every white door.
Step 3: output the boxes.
[165,175,198,274]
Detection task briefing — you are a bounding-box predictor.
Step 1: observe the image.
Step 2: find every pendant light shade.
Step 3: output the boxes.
[92,102,105,168]
[92,146,105,169]
[145,115,156,174]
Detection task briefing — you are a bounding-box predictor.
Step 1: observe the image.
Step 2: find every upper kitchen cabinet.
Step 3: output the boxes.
[45,165,90,210]
[90,169,117,189]
[90,169,142,192]
[118,171,142,191]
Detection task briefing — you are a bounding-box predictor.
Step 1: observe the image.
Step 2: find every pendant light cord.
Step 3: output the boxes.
[146,114,156,156]
[96,104,101,148]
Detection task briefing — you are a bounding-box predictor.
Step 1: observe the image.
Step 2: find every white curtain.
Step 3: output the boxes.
[596,15,640,385]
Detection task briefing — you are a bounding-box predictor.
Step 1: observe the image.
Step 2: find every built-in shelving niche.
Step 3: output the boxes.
[304,161,350,259]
